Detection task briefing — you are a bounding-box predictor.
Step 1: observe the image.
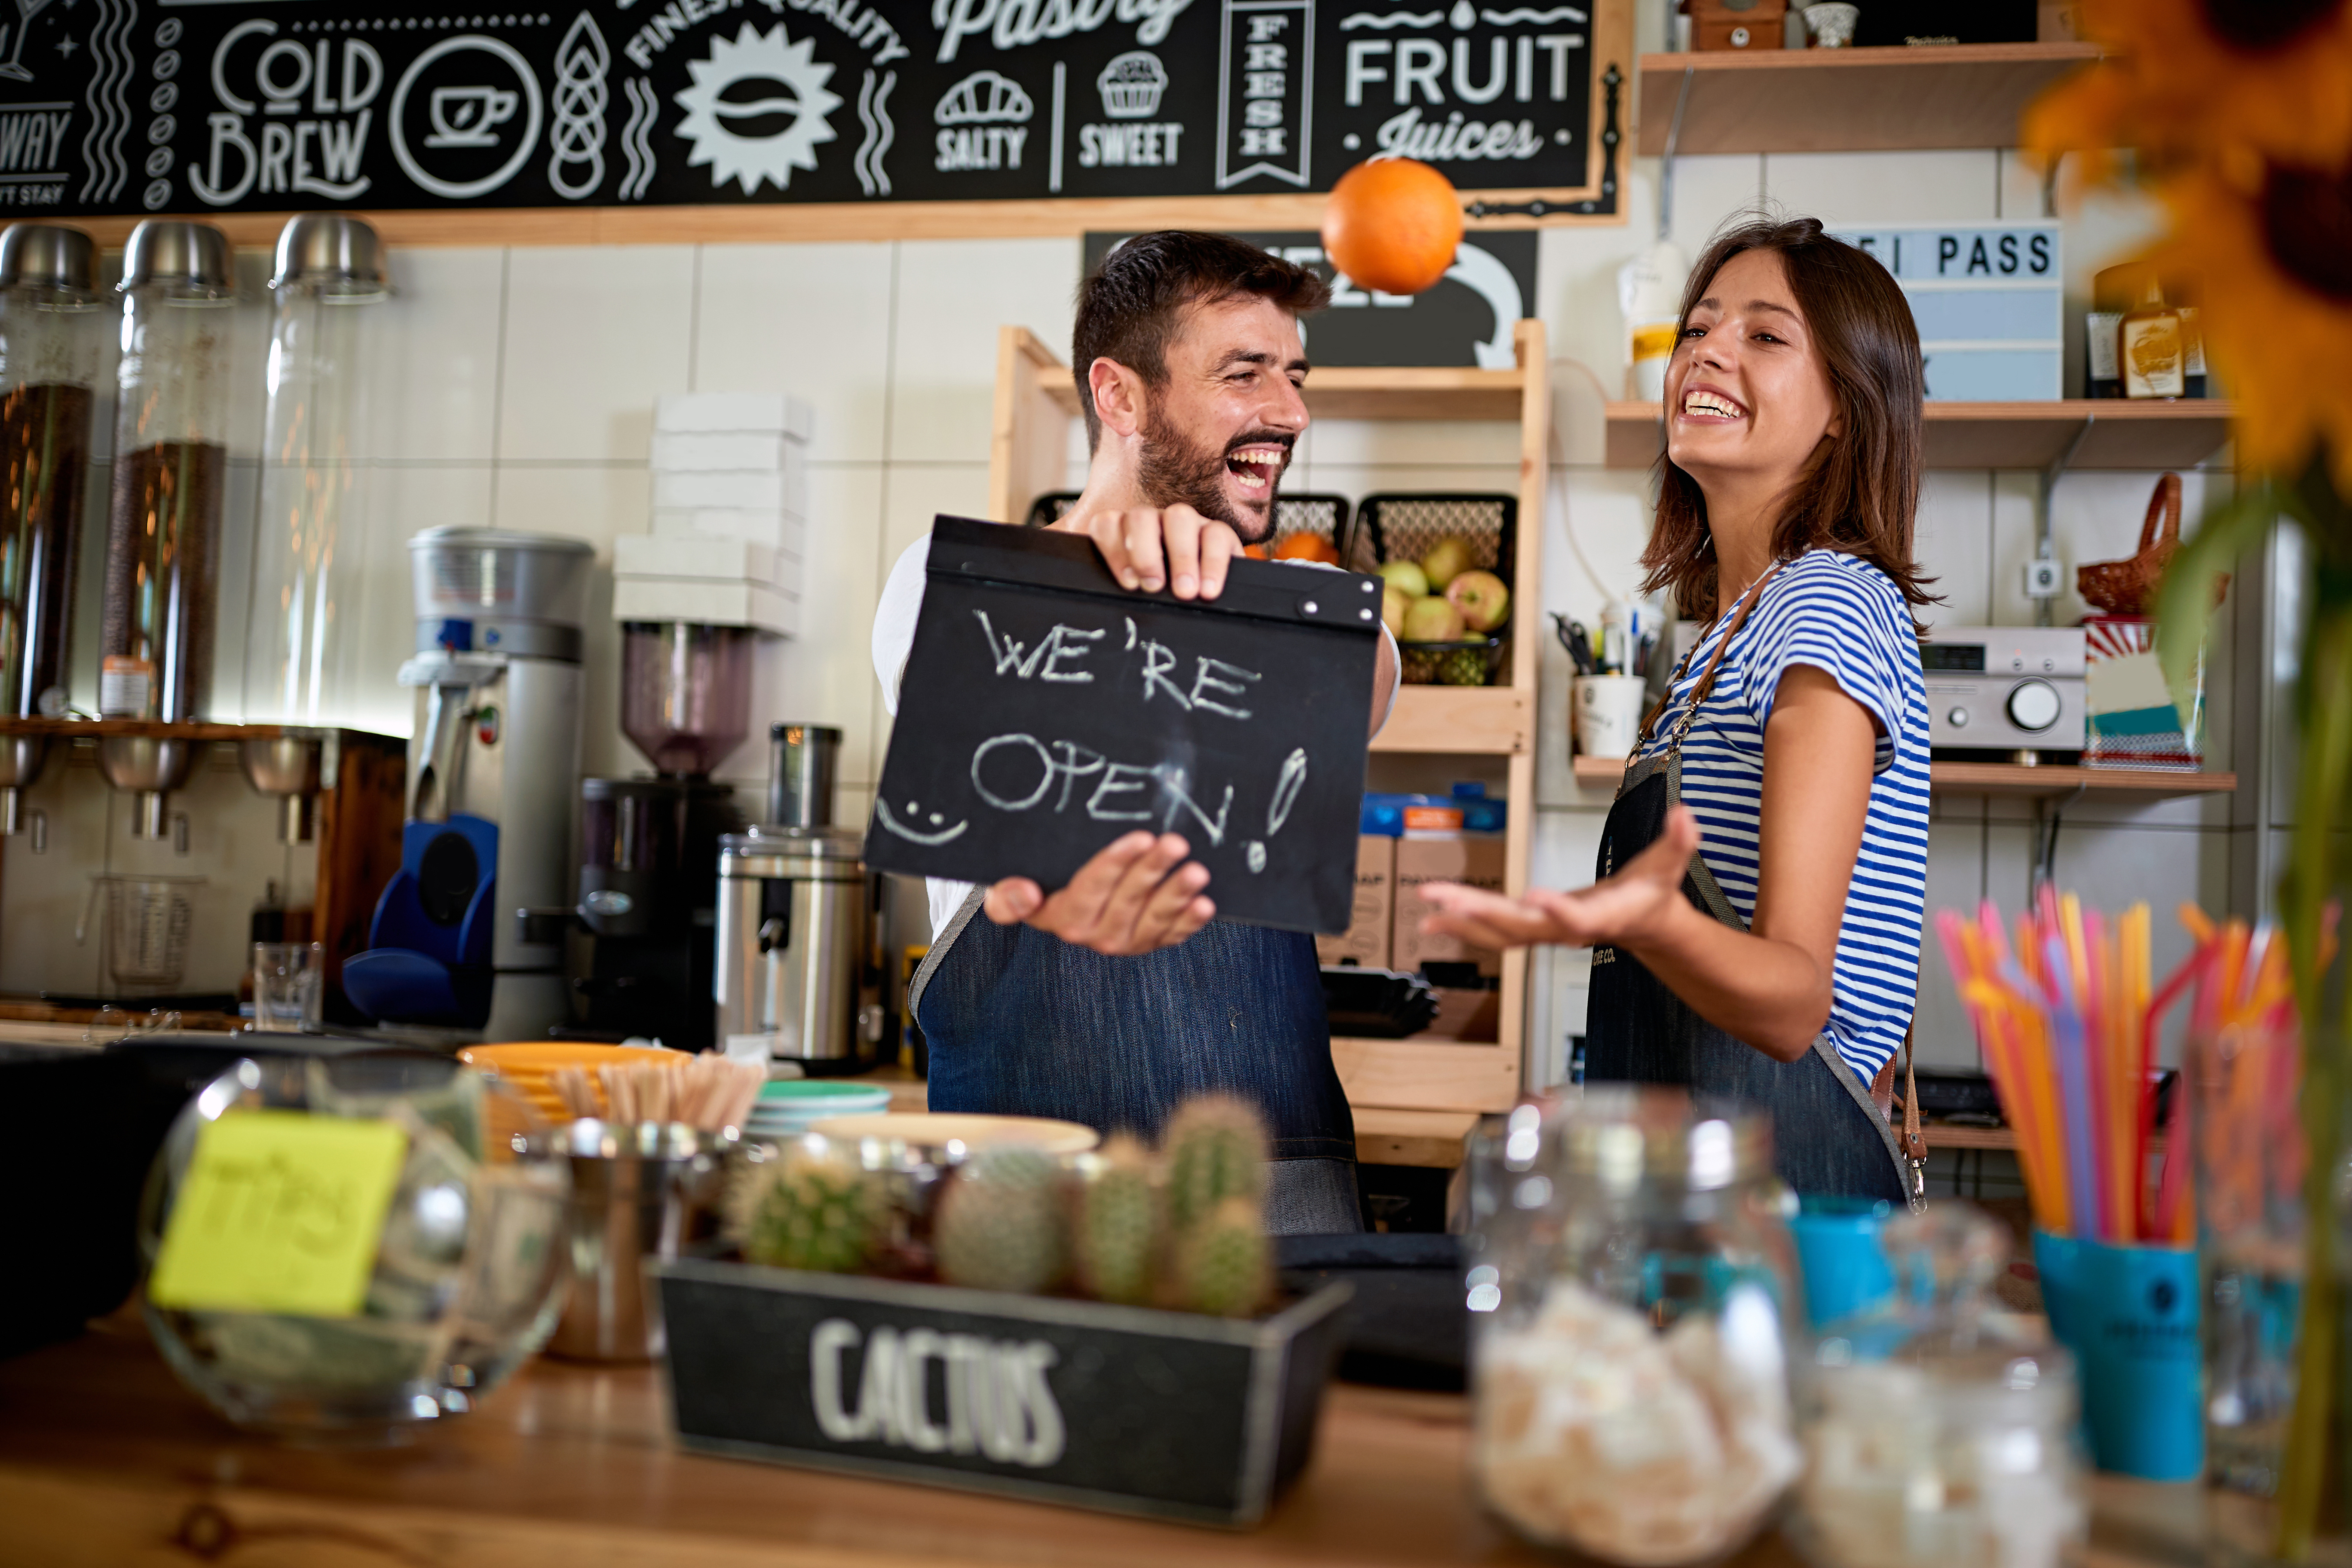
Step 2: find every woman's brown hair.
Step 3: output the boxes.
[1639,215,1935,619]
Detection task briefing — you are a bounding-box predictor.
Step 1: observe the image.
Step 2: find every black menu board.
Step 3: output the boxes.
[9,0,1623,218]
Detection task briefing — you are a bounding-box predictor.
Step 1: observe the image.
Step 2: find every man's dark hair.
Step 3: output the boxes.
[1071,231,1330,452]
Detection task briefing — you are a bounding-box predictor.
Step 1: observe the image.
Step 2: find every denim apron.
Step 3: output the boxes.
[909,889,1361,1231]
[1584,566,1921,1205]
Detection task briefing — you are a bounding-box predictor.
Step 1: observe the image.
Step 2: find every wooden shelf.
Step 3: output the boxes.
[1920,1121,2166,1153]
[1042,365,1528,423]
[1372,686,1532,756]
[1574,753,2239,799]
[1604,399,2237,471]
[1929,761,2239,798]
[1331,1038,1522,1114]
[1636,43,2100,157]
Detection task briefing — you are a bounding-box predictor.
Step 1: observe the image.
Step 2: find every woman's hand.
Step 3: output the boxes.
[1415,806,1703,952]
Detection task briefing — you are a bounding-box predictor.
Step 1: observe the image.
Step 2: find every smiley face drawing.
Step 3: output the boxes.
[873,798,970,845]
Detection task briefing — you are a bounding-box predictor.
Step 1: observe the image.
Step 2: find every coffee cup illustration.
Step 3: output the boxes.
[426,84,520,148]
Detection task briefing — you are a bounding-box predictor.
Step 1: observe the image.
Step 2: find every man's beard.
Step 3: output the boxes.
[1136,406,1292,544]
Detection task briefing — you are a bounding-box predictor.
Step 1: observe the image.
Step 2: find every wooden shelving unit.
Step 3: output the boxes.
[1573,752,2239,799]
[1603,399,2237,472]
[989,323,1550,1115]
[1636,42,2100,156]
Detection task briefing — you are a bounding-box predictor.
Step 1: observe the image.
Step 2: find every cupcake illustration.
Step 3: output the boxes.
[1097,52,1167,120]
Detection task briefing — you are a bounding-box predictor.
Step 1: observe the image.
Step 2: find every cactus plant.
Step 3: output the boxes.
[934,1145,1068,1295]
[1073,1134,1161,1305]
[1162,1093,1268,1235]
[742,1151,885,1274]
[1173,1196,1268,1317]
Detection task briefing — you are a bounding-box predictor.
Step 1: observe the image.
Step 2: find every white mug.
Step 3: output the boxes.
[1574,674,1648,760]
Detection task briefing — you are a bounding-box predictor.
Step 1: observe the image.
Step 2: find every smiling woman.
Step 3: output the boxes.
[1418,216,1935,1203]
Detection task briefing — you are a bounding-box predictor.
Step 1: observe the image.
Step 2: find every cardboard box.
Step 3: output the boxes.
[1392,834,1506,979]
[1315,836,1394,969]
[652,431,795,472]
[613,575,798,636]
[650,508,807,553]
[614,533,781,585]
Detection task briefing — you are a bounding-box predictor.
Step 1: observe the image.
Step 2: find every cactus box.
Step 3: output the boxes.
[653,1259,1352,1527]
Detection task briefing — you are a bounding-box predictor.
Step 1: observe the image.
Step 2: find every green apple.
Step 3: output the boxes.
[1420,534,1476,590]
[1445,570,1510,633]
[1381,585,1412,637]
[1378,559,1430,598]
[1401,595,1465,643]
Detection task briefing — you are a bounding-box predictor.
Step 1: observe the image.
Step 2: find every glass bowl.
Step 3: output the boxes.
[139,1052,571,1443]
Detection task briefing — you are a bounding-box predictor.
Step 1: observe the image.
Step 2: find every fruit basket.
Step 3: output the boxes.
[1350,494,1517,687]
[1399,635,1509,686]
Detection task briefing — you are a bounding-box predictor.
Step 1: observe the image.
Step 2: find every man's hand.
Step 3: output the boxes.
[1414,806,1702,952]
[1054,502,1240,601]
[983,831,1215,956]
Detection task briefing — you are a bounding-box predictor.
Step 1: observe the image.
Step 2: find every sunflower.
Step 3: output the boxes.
[2027,0,2352,485]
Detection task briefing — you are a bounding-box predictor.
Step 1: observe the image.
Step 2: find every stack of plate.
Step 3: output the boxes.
[743,1079,894,1142]
[454,1042,677,1124]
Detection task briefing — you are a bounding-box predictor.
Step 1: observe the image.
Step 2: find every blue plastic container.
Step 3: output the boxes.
[2031,1230,2202,1481]
[1789,1197,1897,1329]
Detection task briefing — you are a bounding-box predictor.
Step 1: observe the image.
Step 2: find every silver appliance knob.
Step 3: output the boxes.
[2006,678,2062,733]
[1947,706,1969,728]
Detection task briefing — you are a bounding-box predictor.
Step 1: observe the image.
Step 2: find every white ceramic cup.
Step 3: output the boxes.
[1575,674,1649,760]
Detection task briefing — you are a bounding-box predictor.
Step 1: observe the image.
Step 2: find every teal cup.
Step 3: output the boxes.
[1789,1197,1896,1329]
[2031,1229,2202,1481]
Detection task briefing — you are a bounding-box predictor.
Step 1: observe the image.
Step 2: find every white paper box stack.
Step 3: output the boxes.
[620,393,812,637]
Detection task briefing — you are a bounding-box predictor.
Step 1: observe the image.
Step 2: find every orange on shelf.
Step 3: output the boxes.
[1273,532,1341,564]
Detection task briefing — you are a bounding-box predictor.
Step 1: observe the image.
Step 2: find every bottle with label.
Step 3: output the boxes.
[2085,263,2133,399]
[2119,276,2187,401]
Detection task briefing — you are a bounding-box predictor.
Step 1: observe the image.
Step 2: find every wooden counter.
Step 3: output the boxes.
[0,1314,2205,1568]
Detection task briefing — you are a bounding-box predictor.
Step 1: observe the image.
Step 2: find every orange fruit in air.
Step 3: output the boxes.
[1273,533,1341,564]
[1322,158,1464,296]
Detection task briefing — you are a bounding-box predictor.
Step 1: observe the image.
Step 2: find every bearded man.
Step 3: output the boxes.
[871,231,1399,1232]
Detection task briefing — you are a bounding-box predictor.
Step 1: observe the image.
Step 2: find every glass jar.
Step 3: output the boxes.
[1468,1089,1804,1565]
[0,221,106,834]
[239,214,386,726]
[101,219,234,722]
[1791,1205,2088,1568]
[140,1053,572,1442]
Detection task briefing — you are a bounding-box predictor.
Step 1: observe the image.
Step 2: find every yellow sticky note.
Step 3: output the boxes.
[149,1109,408,1318]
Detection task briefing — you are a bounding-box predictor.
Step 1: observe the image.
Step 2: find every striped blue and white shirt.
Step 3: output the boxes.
[1633,550,1930,1084]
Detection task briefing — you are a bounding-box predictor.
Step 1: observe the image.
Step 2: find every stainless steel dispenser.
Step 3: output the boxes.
[714,724,880,1069]
[339,527,592,1038]
[714,825,870,1066]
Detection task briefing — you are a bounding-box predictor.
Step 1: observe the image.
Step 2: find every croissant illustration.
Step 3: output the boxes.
[934,69,1035,126]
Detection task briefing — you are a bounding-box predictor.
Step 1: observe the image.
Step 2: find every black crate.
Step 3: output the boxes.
[1026,491,1354,565]
[656,1260,1353,1527]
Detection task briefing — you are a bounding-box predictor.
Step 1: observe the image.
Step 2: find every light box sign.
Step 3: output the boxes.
[1084,230,1536,368]
[1832,223,2064,402]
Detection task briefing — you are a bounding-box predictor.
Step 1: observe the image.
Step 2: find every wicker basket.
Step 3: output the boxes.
[1400,635,1508,686]
[2076,473,2212,617]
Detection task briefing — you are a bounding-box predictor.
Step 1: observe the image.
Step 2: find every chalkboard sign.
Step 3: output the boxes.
[14,0,1623,219]
[866,515,1381,933]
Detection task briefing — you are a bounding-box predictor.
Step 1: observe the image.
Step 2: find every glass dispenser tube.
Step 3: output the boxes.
[0,222,104,834]
[242,214,386,727]
[100,220,234,724]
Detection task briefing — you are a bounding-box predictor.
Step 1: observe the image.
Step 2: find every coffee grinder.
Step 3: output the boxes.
[567,622,752,1051]
[341,527,592,1038]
